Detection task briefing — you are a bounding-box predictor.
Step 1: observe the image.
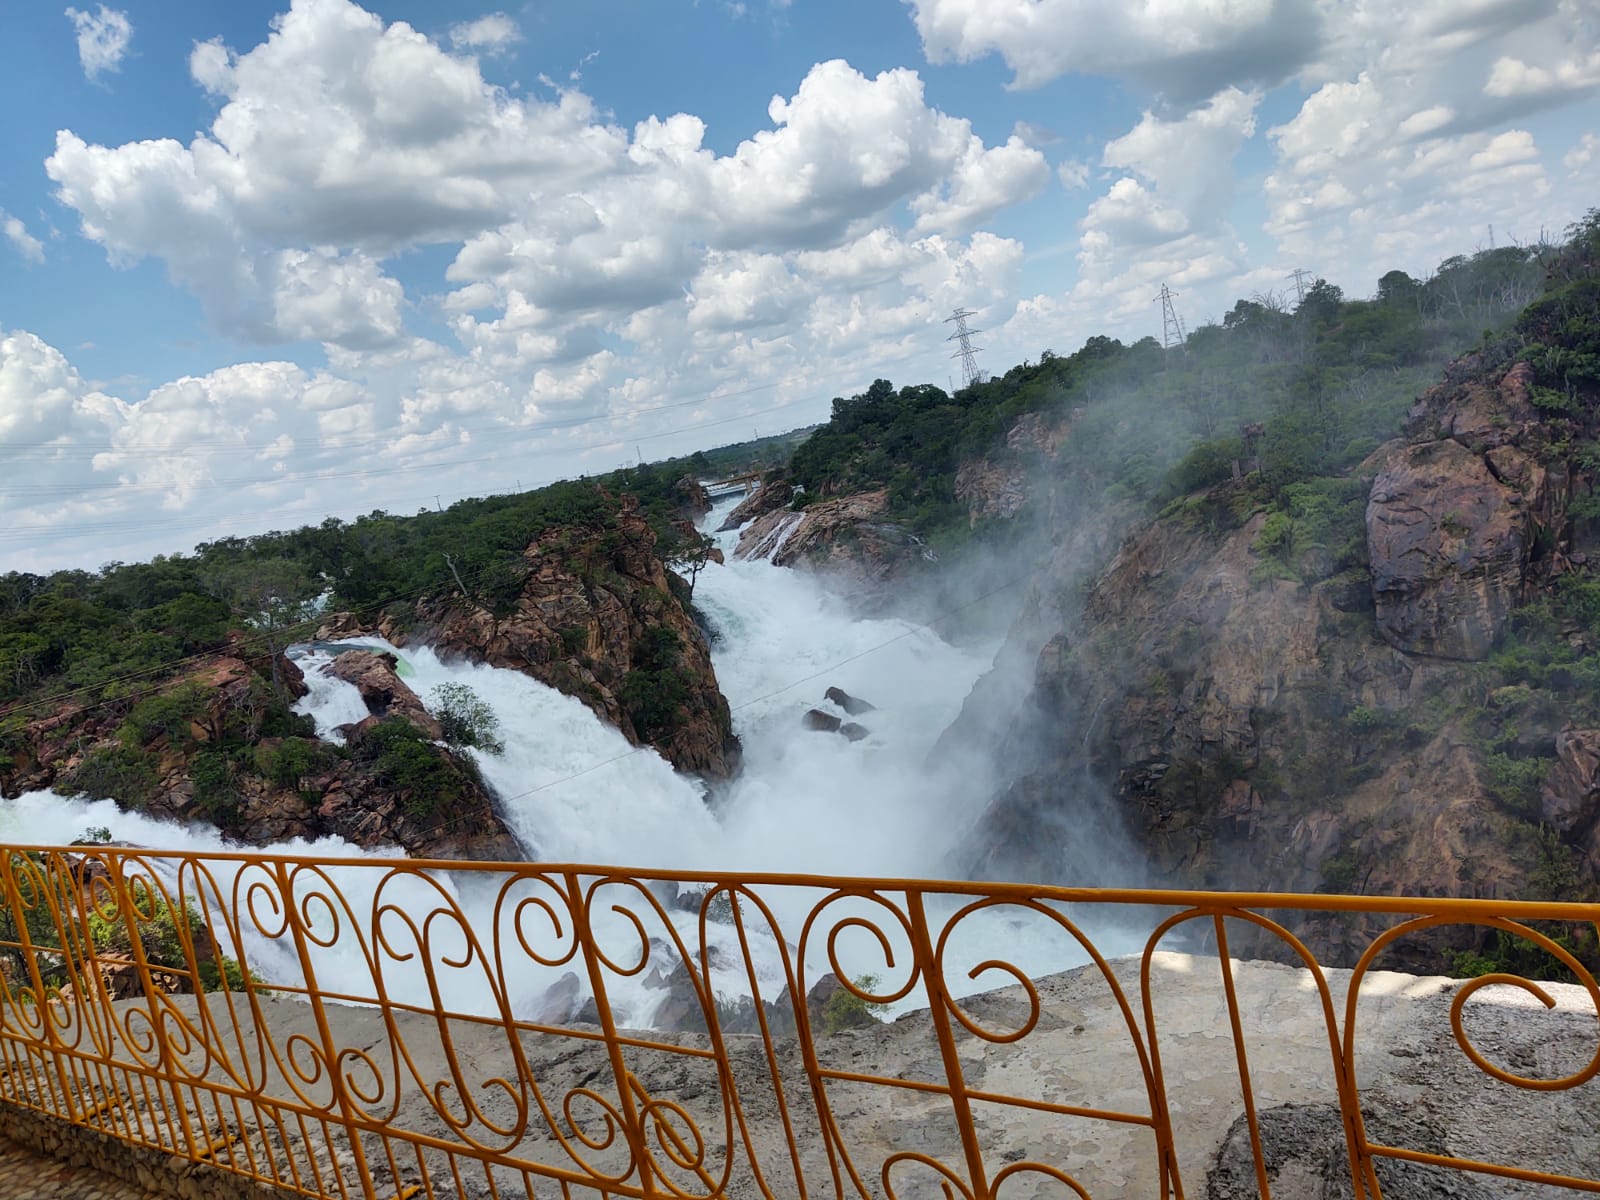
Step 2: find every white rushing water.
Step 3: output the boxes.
[10,497,1114,1021]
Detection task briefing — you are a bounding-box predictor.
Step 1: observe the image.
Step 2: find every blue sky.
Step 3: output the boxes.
[1,0,1596,570]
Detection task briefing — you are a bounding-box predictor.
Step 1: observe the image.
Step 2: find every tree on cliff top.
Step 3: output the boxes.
[211,559,319,701]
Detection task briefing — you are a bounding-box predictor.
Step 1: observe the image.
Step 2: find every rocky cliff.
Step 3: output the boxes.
[324,493,739,779]
[969,345,1600,969]
[953,410,1072,527]
[733,490,929,609]
[4,647,519,860]
[717,472,794,531]
[2,490,734,855]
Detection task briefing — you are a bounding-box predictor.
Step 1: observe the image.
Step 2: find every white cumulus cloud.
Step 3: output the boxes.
[65,5,132,81]
[448,12,520,52]
[1,212,45,264]
[906,0,1321,102]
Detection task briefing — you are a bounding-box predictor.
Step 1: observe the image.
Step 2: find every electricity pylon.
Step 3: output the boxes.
[945,308,985,389]
[1155,284,1187,350]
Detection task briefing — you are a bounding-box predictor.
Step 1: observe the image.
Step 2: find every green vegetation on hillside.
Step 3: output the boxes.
[0,427,811,721]
[786,228,1588,567]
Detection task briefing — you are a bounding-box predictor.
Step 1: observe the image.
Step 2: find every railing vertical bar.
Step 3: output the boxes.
[291,1111,325,1199]
[724,885,809,1200]
[1,853,78,1124]
[114,862,208,1161]
[379,1134,406,1198]
[1211,915,1271,1200]
[905,890,991,1200]
[481,1150,507,1200]
[258,1104,292,1191]
[275,859,379,1200]
[565,870,654,1200]
[230,1092,262,1179]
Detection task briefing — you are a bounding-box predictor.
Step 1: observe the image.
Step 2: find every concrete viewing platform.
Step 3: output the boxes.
[4,951,1597,1199]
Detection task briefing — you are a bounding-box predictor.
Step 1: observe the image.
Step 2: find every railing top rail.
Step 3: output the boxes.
[7,842,1600,922]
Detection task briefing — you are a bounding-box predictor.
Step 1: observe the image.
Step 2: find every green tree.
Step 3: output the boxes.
[213,559,319,701]
[430,683,505,754]
[86,877,254,992]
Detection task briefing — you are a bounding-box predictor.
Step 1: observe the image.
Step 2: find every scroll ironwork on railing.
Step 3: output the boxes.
[0,844,1597,1199]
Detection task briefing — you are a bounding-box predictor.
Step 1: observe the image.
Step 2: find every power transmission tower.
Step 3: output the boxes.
[945,308,985,389]
[1288,267,1312,304]
[1154,284,1187,350]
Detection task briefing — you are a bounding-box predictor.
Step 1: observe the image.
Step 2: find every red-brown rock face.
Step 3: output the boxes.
[954,412,1072,528]
[5,651,520,862]
[1366,359,1565,660]
[675,474,712,519]
[1367,439,1531,659]
[360,495,738,778]
[327,650,442,739]
[717,473,795,531]
[1543,728,1600,873]
[734,490,924,608]
[961,345,1600,968]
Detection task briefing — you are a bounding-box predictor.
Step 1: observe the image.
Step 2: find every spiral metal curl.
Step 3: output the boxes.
[882,1151,976,1200]
[796,889,921,1007]
[1348,914,1600,1093]
[990,1160,1096,1199]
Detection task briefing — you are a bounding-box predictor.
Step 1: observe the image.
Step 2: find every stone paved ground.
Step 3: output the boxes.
[0,1135,164,1200]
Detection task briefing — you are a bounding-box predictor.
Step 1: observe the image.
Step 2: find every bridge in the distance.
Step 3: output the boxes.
[704,471,762,499]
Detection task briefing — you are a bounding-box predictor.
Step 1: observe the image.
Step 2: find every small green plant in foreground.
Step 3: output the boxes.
[821,972,892,1034]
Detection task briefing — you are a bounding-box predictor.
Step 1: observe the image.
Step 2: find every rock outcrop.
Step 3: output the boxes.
[953,411,1072,527]
[327,650,442,739]
[735,490,925,608]
[717,472,794,531]
[1368,360,1565,659]
[967,346,1600,969]
[1543,728,1600,873]
[674,474,712,519]
[824,687,874,715]
[330,494,738,778]
[7,651,520,862]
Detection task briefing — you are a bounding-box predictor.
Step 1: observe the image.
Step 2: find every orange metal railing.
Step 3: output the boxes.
[0,844,1597,1199]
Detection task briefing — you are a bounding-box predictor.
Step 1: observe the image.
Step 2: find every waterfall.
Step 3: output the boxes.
[736,510,804,561]
[8,496,1116,1020]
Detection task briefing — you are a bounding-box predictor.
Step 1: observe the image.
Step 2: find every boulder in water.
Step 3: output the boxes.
[327,650,442,739]
[840,723,869,742]
[824,686,875,715]
[803,709,842,733]
[529,971,582,1025]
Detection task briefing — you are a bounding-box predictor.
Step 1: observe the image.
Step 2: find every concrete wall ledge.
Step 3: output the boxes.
[0,1102,298,1200]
